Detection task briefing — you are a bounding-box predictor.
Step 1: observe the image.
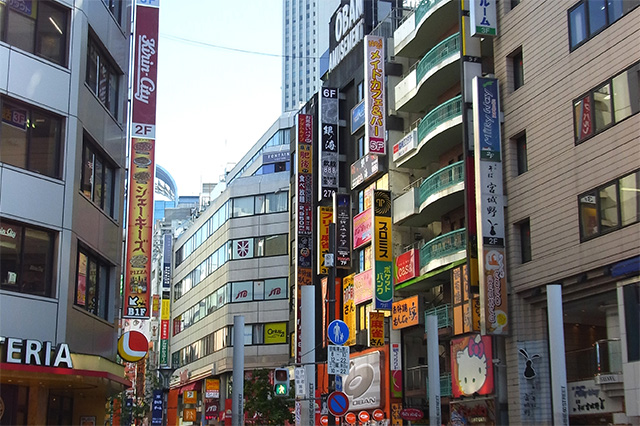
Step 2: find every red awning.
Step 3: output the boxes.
[178,380,202,394]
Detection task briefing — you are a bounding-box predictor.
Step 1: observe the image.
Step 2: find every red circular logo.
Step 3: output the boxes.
[358,411,370,423]
[372,409,385,421]
[345,412,357,425]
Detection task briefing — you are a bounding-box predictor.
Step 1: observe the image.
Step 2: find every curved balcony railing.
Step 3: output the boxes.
[420,228,466,268]
[416,33,460,83]
[425,303,452,329]
[415,0,448,25]
[419,161,464,205]
[417,95,462,143]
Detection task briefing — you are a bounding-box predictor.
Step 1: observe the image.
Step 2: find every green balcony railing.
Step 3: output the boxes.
[417,95,462,144]
[415,0,448,25]
[425,304,452,329]
[416,33,460,83]
[427,373,453,397]
[420,228,466,268]
[419,161,464,205]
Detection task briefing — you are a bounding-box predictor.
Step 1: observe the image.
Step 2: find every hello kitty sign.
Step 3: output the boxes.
[451,335,494,397]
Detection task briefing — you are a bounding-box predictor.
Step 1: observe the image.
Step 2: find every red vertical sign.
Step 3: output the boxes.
[124,2,159,319]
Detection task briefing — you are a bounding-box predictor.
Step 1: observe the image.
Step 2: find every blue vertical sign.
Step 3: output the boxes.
[151,390,163,425]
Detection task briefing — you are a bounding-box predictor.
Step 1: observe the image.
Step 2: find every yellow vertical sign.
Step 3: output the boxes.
[318,206,333,275]
[343,274,356,346]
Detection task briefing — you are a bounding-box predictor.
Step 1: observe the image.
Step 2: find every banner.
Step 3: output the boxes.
[364,35,386,155]
[373,190,392,310]
[124,0,159,319]
[343,274,356,346]
[319,88,339,200]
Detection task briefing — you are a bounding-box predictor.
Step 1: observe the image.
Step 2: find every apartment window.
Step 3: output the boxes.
[511,0,520,9]
[86,34,120,118]
[81,138,116,218]
[0,0,68,66]
[519,219,532,263]
[569,0,640,50]
[0,218,55,298]
[357,81,365,102]
[0,97,63,179]
[75,247,111,319]
[574,61,640,143]
[358,135,365,158]
[514,132,528,175]
[101,0,122,23]
[579,170,639,240]
[510,48,524,90]
[232,196,254,217]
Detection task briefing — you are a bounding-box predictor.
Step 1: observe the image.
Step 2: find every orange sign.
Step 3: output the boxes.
[183,408,196,422]
[391,295,420,329]
[183,390,197,404]
[359,411,370,423]
[369,312,384,347]
[124,137,156,318]
[320,415,328,426]
[345,412,357,425]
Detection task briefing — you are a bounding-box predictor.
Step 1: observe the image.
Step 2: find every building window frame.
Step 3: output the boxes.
[0,218,56,298]
[74,245,112,320]
[568,0,640,51]
[513,131,528,175]
[1,96,63,179]
[578,169,640,241]
[86,32,121,119]
[518,219,532,263]
[81,135,117,218]
[509,47,524,91]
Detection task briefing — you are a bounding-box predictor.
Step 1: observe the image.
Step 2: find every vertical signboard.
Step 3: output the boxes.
[364,35,387,155]
[391,343,403,398]
[335,194,352,268]
[159,299,170,366]
[124,0,160,319]
[319,88,339,200]
[343,274,356,346]
[452,264,480,335]
[318,206,333,275]
[162,234,172,291]
[470,0,498,37]
[369,312,384,347]
[296,114,314,363]
[473,77,508,335]
[373,190,392,310]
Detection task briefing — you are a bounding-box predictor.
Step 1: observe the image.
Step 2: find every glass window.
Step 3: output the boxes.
[233,196,254,217]
[75,247,110,319]
[1,98,63,179]
[264,234,288,256]
[612,63,640,122]
[599,182,619,232]
[0,219,55,298]
[569,3,587,49]
[579,191,599,239]
[2,0,69,66]
[254,280,265,300]
[623,282,640,362]
[588,0,607,35]
[255,195,265,214]
[516,133,528,175]
[253,324,265,345]
[619,171,639,226]
[266,192,288,213]
[593,83,613,131]
[101,0,122,23]
[512,49,524,90]
[86,35,120,117]
[519,220,532,263]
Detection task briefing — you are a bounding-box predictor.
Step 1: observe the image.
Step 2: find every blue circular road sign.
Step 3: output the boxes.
[327,391,349,417]
[328,320,350,346]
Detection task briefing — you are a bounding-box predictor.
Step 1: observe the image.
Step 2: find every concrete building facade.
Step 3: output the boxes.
[0,0,132,424]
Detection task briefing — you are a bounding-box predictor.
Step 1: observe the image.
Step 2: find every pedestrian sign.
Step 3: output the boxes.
[328,319,349,346]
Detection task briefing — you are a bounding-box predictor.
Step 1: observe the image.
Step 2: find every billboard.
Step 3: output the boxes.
[451,334,494,397]
[353,208,372,250]
[124,0,159,319]
[364,35,386,155]
[335,194,352,268]
[373,190,392,310]
[319,88,339,200]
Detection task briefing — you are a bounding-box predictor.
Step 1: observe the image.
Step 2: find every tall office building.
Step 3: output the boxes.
[0,0,132,424]
[282,0,340,112]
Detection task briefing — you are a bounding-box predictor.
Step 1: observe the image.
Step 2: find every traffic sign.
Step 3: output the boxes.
[335,374,343,392]
[328,320,350,345]
[327,391,349,417]
[320,415,328,426]
[328,345,350,375]
[372,409,385,421]
[294,367,306,397]
[358,411,370,423]
[345,412,356,424]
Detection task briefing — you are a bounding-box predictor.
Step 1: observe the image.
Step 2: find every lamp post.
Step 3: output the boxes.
[157,366,176,426]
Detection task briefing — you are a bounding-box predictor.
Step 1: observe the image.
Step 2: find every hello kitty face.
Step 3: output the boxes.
[456,335,488,396]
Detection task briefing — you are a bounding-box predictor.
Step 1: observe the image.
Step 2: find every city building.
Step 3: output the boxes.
[0,0,132,424]
[282,0,340,112]
[165,112,294,424]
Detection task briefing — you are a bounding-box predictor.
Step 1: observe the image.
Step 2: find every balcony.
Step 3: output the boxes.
[424,304,452,329]
[396,96,463,169]
[394,0,458,58]
[395,33,461,113]
[406,365,452,398]
[420,228,466,275]
[393,161,464,227]
[566,339,624,397]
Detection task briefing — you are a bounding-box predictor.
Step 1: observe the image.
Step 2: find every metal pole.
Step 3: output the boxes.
[328,222,336,426]
[232,315,245,426]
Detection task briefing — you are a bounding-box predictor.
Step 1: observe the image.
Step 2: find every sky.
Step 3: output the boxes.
[155,0,284,196]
